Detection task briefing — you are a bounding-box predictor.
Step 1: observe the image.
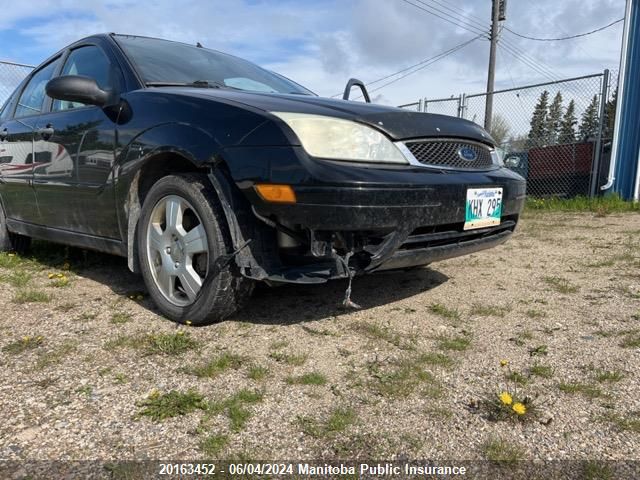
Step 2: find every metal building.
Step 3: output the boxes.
[607,0,640,199]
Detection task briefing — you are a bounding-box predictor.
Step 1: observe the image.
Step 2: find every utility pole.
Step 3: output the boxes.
[484,0,503,132]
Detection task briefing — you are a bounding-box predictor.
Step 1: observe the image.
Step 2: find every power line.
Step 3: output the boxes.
[399,0,489,37]
[413,0,489,35]
[498,42,558,83]
[420,0,488,26]
[331,34,484,98]
[504,18,623,41]
[365,35,482,95]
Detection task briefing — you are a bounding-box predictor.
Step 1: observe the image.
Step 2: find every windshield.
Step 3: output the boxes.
[114,35,314,95]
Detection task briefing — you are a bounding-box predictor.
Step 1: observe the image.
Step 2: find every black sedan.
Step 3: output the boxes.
[0,34,526,324]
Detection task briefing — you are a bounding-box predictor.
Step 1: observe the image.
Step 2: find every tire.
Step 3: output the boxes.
[0,203,31,254]
[137,173,253,325]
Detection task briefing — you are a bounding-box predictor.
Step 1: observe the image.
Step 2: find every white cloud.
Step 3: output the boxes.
[0,0,626,106]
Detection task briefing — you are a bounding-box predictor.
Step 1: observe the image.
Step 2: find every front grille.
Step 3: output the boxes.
[404,139,494,170]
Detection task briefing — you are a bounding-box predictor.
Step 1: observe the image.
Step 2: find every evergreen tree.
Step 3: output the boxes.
[546,92,563,144]
[578,95,600,140]
[528,90,549,147]
[559,99,577,144]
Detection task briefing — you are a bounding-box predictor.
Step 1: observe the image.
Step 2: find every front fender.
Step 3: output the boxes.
[115,122,222,272]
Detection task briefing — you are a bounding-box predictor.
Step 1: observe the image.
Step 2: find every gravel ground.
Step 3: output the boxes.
[0,210,639,469]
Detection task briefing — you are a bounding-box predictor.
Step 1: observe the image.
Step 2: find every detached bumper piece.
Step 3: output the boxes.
[373,218,516,272]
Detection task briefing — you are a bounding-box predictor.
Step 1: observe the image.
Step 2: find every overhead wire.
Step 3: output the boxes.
[504,18,623,41]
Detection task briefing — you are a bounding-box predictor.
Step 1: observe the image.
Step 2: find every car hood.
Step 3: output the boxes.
[155,87,494,145]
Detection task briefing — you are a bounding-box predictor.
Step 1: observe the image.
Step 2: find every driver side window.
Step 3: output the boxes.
[53,46,113,111]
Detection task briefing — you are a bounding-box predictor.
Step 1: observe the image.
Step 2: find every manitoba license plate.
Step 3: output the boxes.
[464,187,503,230]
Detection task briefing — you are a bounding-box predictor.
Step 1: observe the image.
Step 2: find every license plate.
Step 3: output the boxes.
[464,187,503,230]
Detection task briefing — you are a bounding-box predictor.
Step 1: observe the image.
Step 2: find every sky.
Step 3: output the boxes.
[0,0,626,109]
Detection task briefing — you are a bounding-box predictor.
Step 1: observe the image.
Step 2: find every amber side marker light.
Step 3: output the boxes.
[255,184,297,203]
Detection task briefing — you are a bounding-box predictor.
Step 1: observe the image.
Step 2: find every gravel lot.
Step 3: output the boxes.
[0,210,639,472]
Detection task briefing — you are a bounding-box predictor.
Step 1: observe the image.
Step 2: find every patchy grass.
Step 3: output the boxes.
[558,382,603,398]
[137,390,207,421]
[525,194,640,215]
[620,333,640,349]
[36,341,76,369]
[286,371,327,386]
[505,371,529,386]
[247,365,269,381]
[583,461,613,480]
[428,303,460,321]
[482,438,525,464]
[511,331,535,346]
[298,407,357,438]
[530,363,554,379]
[3,335,44,354]
[349,321,413,350]
[367,356,441,398]
[187,353,244,378]
[600,412,640,433]
[437,335,471,352]
[200,434,228,457]
[416,352,454,368]
[12,289,51,304]
[110,312,132,325]
[525,309,546,319]
[470,303,511,318]
[0,271,32,288]
[269,350,307,366]
[593,369,624,383]
[209,389,264,432]
[105,332,198,356]
[76,385,93,397]
[528,345,549,357]
[0,252,27,269]
[543,276,578,294]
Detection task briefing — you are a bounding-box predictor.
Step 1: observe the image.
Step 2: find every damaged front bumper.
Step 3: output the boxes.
[232,166,526,284]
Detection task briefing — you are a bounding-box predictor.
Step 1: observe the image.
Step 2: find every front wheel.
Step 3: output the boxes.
[137,173,253,325]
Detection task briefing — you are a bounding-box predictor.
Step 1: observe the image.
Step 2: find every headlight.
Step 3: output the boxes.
[272,112,407,164]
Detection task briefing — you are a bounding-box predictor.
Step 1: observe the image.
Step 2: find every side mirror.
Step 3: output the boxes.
[45,75,111,107]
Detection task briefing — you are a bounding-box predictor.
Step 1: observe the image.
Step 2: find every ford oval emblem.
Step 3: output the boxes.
[458,146,477,162]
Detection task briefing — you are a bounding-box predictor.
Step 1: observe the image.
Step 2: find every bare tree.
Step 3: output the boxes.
[489,114,511,146]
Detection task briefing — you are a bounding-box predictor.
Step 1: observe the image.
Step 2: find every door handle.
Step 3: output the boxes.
[0,128,7,141]
[37,125,54,138]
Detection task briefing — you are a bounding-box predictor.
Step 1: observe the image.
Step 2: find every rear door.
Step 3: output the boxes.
[33,44,121,238]
[0,59,60,224]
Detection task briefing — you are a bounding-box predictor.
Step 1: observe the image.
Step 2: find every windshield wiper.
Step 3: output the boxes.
[146,80,225,89]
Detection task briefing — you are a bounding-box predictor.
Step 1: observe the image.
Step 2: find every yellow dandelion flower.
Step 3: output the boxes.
[512,402,526,415]
[185,320,192,326]
[500,359,509,367]
[149,388,160,399]
[8,253,15,257]
[22,335,30,342]
[499,391,513,405]
[129,295,135,299]
[57,273,64,279]
[177,330,185,336]
[48,273,55,279]
[136,295,144,301]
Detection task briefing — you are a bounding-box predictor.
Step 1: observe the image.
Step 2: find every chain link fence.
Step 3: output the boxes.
[401,70,617,198]
[0,61,34,107]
